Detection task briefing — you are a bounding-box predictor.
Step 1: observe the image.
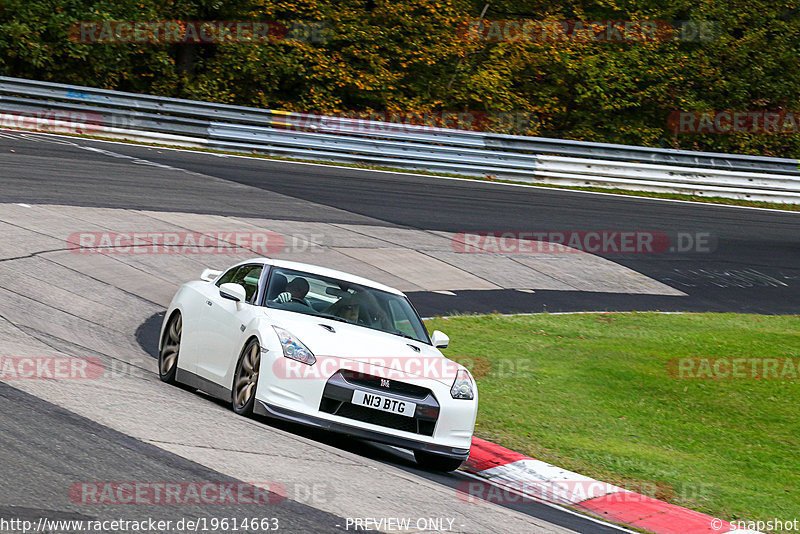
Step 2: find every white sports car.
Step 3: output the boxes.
[158,258,478,471]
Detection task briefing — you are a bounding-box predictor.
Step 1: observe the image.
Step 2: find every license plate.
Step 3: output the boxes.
[351,390,416,418]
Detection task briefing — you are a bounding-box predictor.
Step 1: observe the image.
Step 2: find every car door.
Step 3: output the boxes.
[195,263,265,386]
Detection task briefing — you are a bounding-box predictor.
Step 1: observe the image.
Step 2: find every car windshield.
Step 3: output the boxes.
[264,267,430,344]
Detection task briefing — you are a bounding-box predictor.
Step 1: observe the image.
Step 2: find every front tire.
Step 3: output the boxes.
[159,313,182,384]
[232,338,261,416]
[414,451,464,472]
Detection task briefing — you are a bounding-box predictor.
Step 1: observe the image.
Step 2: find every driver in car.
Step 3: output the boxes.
[323,295,360,323]
[274,277,312,307]
[326,292,390,328]
[338,302,360,323]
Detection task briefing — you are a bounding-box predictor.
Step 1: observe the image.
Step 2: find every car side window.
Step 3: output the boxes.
[230,265,263,303]
[214,266,239,287]
[215,265,263,304]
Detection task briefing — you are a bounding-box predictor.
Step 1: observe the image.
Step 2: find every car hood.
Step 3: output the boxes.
[265,308,461,385]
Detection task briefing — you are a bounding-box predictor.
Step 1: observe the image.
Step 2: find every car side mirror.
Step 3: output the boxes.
[219,283,247,305]
[431,330,449,349]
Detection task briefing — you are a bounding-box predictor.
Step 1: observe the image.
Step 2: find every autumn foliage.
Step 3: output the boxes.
[1,0,798,157]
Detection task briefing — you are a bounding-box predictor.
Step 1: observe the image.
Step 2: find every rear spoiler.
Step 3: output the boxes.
[200,268,223,282]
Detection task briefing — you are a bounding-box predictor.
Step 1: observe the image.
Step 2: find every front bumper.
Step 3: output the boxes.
[255,354,477,459]
[253,400,471,461]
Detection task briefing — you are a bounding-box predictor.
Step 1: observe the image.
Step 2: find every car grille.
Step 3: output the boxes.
[320,371,439,437]
[338,370,431,400]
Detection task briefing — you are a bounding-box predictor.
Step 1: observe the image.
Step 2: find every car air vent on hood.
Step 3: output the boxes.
[319,324,336,333]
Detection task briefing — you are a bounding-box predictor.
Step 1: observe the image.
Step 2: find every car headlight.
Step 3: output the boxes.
[451,369,475,400]
[273,326,316,365]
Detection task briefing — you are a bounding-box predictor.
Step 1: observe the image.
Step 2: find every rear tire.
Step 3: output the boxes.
[232,338,261,416]
[159,313,182,384]
[414,450,464,472]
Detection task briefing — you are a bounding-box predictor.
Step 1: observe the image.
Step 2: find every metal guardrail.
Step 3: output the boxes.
[1,75,799,203]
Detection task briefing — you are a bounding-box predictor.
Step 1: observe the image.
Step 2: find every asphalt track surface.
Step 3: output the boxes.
[3,132,799,316]
[0,381,346,533]
[0,130,797,534]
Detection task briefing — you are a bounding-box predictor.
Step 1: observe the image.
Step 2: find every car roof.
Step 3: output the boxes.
[224,257,405,296]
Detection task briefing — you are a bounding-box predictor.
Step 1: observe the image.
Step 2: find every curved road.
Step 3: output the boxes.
[2,131,798,316]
